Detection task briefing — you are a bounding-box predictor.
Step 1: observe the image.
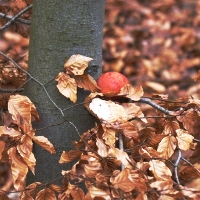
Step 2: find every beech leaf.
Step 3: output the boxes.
[59,150,82,164]
[22,152,36,174]
[102,127,116,147]
[64,54,93,75]
[110,169,135,192]
[89,185,111,200]
[0,191,10,200]
[122,103,147,123]
[162,120,180,135]
[118,84,144,101]
[180,166,200,181]
[17,134,33,158]
[96,138,108,157]
[149,160,172,180]
[176,129,194,151]
[109,147,131,168]
[0,141,5,160]
[71,188,85,200]
[8,94,39,133]
[0,126,22,138]
[89,98,127,123]
[157,136,177,159]
[8,147,28,190]
[36,188,56,200]
[56,72,77,103]
[32,136,56,154]
[150,180,176,195]
[74,73,100,92]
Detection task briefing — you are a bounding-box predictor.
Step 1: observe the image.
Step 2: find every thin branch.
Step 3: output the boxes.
[174,149,182,185]
[0,4,32,31]
[143,96,188,104]
[118,133,125,170]
[193,138,200,143]
[181,157,193,166]
[138,97,173,115]
[0,12,31,25]
[0,51,64,116]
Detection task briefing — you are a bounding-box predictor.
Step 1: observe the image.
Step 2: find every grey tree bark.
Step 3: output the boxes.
[24,0,105,185]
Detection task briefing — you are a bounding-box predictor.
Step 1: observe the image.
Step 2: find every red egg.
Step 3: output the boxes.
[97,72,129,96]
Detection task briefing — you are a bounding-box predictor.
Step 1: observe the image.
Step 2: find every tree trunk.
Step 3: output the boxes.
[24,0,105,185]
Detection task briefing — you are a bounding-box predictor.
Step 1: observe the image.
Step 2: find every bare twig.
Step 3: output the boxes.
[0,4,32,31]
[174,149,182,185]
[119,133,125,170]
[181,157,193,166]
[0,12,31,25]
[138,97,173,115]
[0,51,64,116]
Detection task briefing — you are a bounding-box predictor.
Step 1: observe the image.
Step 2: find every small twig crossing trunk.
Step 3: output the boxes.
[24,0,105,185]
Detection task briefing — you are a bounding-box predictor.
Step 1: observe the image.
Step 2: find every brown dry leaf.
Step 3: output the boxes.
[110,169,135,192]
[89,185,111,200]
[177,110,200,140]
[32,136,56,154]
[109,147,131,168]
[118,84,144,101]
[8,94,39,133]
[0,190,10,200]
[99,156,121,175]
[193,70,200,81]
[150,180,177,195]
[179,185,200,199]
[17,134,33,158]
[95,173,109,187]
[71,188,85,200]
[158,195,176,200]
[157,136,177,159]
[136,161,150,172]
[59,150,82,164]
[117,122,139,139]
[58,182,76,199]
[84,159,102,179]
[20,182,42,200]
[74,74,99,92]
[139,147,160,159]
[0,126,22,138]
[96,138,108,157]
[149,160,172,181]
[176,129,194,151]
[84,192,93,200]
[130,170,147,192]
[64,54,93,75]
[48,184,62,193]
[122,103,147,123]
[8,147,28,190]
[20,193,34,200]
[56,72,77,103]
[179,166,200,181]
[138,147,151,158]
[36,188,56,200]
[102,127,116,148]
[135,193,148,200]
[189,143,200,164]
[139,128,165,147]
[162,120,180,135]
[0,141,6,160]
[22,152,36,175]
[145,81,166,93]
[89,98,127,123]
